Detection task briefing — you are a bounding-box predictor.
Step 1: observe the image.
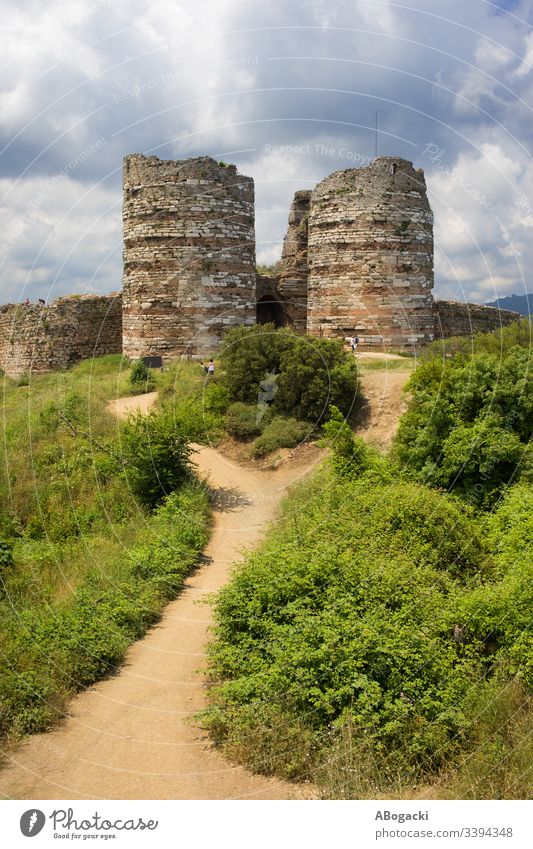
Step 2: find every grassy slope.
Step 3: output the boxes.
[0,356,209,750]
[203,325,533,800]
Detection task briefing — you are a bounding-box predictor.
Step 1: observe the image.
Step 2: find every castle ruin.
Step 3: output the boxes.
[122,155,256,360]
[0,154,522,378]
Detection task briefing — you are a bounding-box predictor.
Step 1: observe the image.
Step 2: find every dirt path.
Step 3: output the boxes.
[107,391,158,418]
[0,370,410,800]
[356,369,411,449]
[0,443,321,800]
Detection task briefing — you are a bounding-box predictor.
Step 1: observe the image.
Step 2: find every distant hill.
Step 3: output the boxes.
[484,293,533,316]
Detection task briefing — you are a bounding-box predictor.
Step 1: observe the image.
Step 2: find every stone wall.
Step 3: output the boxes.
[434,300,521,339]
[122,154,256,361]
[306,157,435,348]
[0,294,122,378]
[277,190,311,333]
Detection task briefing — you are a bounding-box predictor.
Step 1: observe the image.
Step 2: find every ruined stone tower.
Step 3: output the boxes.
[122,154,256,360]
[277,190,311,333]
[307,157,434,347]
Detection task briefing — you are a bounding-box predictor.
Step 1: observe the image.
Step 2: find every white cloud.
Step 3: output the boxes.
[0,0,532,304]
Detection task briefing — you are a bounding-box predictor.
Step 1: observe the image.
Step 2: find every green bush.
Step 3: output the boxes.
[203,470,488,782]
[250,417,310,457]
[274,337,360,422]
[423,318,532,360]
[0,538,14,584]
[219,324,360,424]
[0,484,209,739]
[394,346,533,506]
[129,360,156,395]
[219,323,292,403]
[322,405,377,477]
[457,484,533,689]
[225,402,262,439]
[120,409,193,509]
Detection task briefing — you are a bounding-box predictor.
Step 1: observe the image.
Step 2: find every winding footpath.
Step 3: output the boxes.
[0,421,320,800]
[0,364,409,800]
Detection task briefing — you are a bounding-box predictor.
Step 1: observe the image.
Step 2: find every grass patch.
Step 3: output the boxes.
[203,451,533,798]
[0,355,212,753]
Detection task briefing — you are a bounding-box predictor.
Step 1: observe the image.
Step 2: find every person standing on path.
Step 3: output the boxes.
[208,359,215,376]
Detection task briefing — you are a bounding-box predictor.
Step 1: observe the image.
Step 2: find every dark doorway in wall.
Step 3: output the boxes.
[256,296,285,327]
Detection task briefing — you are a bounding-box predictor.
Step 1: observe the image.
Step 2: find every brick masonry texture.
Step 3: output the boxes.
[307,157,435,348]
[277,189,311,333]
[434,300,521,338]
[0,154,524,378]
[0,294,122,378]
[122,154,256,360]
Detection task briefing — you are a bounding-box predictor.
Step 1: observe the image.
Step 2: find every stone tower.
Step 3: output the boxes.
[307,157,434,347]
[277,189,311,333]
[122,154,256,360]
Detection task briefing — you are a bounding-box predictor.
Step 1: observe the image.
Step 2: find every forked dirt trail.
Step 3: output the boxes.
[0,368,410,800]
[0,436,321,800]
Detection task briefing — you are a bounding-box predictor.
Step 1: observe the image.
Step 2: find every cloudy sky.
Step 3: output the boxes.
[1,0,532,304]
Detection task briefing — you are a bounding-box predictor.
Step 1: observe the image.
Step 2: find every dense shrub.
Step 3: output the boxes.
[274,336,360,422]
[120,409,193,508]
[225,402,262,439]
[322,405,379,477]
[0,538,14,583]
[457,484,533,689]
[203,470,489,781]
[219,323,292,403]
[219,324,360,424]
[423,318,532,360]
[394,346,533,506]
[250,417,310,458]
[129,359,156,395]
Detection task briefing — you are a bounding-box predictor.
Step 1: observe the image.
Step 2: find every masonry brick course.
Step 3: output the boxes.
[0,294,122,378]
[307,157,435,348]
[434,299,521,339]
[277,189,311,333]
[0,155,525,377]
[122,154,256,360]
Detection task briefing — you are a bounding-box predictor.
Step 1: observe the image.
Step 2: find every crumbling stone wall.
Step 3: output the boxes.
[434,300,521,339]
[277,190,311,333]
[122,154,256,360]
[0,294,122,378]
[306,157,435,348]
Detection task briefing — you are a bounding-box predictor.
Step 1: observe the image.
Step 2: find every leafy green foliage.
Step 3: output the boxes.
[322,405,377,477]
[219,323,292,403]
[457,484,533,689]
[0,539,14,581]
[225,402,262,439]
[0,356,211,747]
[0,485,209,738]
[394,346,533,506]
[0,355,132,538]
[250,417,310,458]
[424,318,532,360]
[120,409,193,509]
[274,336,360,422]
[129,359,156,395]
[203,469,489,781]
[219,324,360,424]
